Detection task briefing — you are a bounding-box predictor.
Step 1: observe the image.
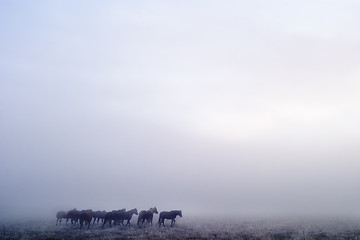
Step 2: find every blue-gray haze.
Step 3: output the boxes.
[1,1,360,220]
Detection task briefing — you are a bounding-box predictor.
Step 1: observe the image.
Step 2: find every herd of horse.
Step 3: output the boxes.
[56,207,182,229]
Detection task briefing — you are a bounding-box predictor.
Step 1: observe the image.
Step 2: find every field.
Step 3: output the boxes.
[1,217,360,240]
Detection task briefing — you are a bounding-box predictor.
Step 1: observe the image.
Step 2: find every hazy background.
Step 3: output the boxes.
[1,0,360,220]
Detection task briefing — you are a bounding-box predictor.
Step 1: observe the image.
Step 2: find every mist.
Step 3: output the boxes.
[1,0,360,221]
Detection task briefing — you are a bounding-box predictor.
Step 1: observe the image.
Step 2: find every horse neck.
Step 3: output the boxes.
[149,207,157,214]
[170,211,180,217]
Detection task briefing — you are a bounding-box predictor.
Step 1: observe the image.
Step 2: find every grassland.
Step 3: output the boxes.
[1,217,360,240]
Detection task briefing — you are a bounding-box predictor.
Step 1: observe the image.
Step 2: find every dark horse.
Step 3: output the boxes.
[56,210,67,225]
[93,210,107,224]
[66,209,80,224]
[102,209,126,227]
[158,210,182,227]
[137,207,158,227]
[79,210,93,229]
[120,208,138,226]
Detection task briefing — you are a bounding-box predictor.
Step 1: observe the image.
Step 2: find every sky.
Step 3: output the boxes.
[1,0,360,220]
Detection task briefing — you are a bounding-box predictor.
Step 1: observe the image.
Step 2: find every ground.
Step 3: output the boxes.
[1,217,360,240]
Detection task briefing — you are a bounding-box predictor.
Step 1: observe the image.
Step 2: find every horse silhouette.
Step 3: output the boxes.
[79,210,93,229]
[93,210,107,224]
[119,208,138,226]
[103,209,126,227]
[66,209,80,224]
[137,207,158,227]
[158,210,182,227]
[56,210,67,225]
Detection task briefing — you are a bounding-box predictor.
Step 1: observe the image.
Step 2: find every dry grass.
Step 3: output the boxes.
[1,217,360,240]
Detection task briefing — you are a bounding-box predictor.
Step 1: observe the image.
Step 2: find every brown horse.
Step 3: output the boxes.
[56,210,67,225]
[137,207,158,227]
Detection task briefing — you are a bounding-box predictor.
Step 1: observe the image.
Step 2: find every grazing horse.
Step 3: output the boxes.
[158,210,182,227]
[66,209,80,224]
[56,210,67,225]
[102,209,126,227]
[137,207,158,227]
[93,210,107,224]
[79,210,93,229]
[120,208,138,226]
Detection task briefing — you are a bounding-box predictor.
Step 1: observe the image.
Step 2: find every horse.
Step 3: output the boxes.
[158,210,182,227]
[56,210,67,225]
[137,207,158,227]
[93,210,107,224]
[102,209,126,227]
[119,208,138,226]
[79,210,93,229]
[66,208,80,224]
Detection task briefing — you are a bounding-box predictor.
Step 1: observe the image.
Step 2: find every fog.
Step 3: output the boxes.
[1,1,360,220]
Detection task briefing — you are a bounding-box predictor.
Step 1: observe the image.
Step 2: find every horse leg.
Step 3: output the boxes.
[171,219,176,227]
[160,218,164,227]
[148,217,152,226]
[102,219,107,228]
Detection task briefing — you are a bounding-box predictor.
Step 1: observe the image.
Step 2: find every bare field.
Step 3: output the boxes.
[1,217,360,240]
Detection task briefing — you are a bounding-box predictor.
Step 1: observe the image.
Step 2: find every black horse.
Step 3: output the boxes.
[120,208,138,226]
[103,209,126,227]
[137,207,158,227]
[158,210,182,227]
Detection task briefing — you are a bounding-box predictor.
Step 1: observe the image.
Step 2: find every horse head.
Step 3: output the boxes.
[151,207,158,214]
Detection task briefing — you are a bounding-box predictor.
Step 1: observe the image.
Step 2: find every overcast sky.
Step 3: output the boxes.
[1,0,360,220]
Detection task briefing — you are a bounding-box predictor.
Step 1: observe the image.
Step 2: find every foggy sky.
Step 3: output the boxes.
[1,0,360,220]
